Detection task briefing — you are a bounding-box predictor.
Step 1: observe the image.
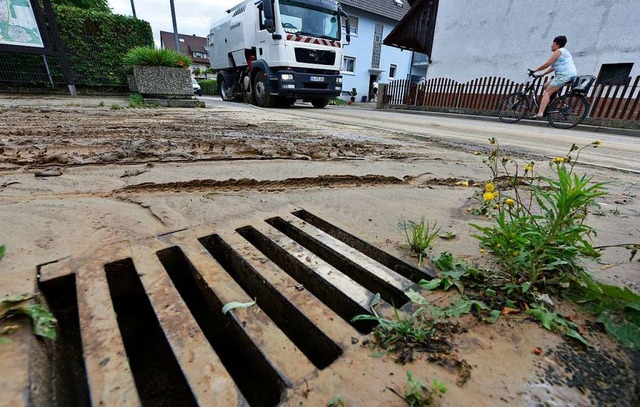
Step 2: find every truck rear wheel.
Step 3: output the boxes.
[253,71,276,108]
[311,97,329,108]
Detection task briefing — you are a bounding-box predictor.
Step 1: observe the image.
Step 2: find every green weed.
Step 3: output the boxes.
[98,101,105,107]
[1,293,57,341]
[110,104,121,110]
[327,395,346,407]
[403,371,447,407]
[399,218,440,264]
[128,93,151,108]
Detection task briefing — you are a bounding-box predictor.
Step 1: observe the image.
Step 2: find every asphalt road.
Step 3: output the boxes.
[200,95,640,174]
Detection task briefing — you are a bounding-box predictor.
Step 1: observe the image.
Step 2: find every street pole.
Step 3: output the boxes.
[170,0,180,53]
[130,0,137,18]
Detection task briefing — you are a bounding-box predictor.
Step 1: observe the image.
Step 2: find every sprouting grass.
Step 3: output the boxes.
[402,371,447,407]
[399,218,440,264]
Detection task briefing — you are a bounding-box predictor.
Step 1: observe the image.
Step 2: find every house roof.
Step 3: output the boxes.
[384,0,439,57]
[339,0,409,21]
[159,31,210,64]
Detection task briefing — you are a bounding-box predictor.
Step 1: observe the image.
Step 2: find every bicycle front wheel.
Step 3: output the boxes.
[497,93,530,124]
[546,94,589,129]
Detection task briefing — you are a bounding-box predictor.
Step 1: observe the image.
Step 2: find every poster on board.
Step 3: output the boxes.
[0,0,48,51]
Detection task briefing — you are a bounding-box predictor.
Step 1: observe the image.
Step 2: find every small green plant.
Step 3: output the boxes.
[399,218,440,264]
[0,244,4,260]
[352,294,437,349]
[128,93,149,108]
[403,371,447,406]
[123,46,192,68]
[350,87,357,97]
[1,294,57,342]
[110,104,121,110]
[327,395,346,407]
[330,97,348,106]
[98,101,105,107]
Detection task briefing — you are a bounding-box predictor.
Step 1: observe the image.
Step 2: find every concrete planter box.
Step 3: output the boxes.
[130,66,192,98]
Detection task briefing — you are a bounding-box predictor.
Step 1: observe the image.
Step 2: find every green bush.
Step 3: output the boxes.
[198,79,218,95]
[123,47,192,68]
[54,5,154,86]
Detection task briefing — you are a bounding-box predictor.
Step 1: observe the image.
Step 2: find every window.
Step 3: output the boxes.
[389,64,397,79]
[193,52,207,59]
[342,56,355,73]
[596,63,633,85]
[342,15,358,35]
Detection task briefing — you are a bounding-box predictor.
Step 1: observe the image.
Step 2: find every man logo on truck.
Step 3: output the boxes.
[209,0,351,109]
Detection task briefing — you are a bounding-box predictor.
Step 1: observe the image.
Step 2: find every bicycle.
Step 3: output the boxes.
[497,71,595,129]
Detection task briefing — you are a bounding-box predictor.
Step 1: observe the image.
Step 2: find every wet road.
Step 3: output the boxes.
[200,96,640,174]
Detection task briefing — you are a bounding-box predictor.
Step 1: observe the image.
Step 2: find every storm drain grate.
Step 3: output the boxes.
[37,210,434,406]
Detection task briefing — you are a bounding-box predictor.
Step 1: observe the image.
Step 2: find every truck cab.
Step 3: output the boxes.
[208,0,350,108]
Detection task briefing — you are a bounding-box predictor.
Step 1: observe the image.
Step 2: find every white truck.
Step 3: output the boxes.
[208,0,350,108]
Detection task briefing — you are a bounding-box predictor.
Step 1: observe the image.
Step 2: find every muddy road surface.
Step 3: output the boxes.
[0,95,639,407]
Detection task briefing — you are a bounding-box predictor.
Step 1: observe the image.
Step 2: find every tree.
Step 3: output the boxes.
[52,0,110,13]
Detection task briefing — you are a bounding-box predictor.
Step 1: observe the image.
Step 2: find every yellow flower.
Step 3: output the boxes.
[473,151,481,155]
[512,251,520,257]
[455,180,470,187]
[493,204,500,210]
[483,191,497,201]
[524,164,533,172]
[485,182,495,192]
[551,157,565,164]
[593,140,601,145]
[496,244,501,248]
[480,249,486,255]
[505,198,516,206]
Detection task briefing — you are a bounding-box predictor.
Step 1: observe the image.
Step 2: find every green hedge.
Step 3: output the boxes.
[198,79,218,95]
[54,5,153,86]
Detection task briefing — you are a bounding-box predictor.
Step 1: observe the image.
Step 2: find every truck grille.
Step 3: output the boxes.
[295,48,336,65]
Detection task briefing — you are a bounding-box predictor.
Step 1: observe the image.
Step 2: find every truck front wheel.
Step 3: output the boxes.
[219,76,233,101]
[253,71,276,108]
[311,97,329,108]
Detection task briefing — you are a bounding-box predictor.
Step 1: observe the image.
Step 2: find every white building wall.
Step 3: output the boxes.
[427,0,640,82]
[340,8,413,101]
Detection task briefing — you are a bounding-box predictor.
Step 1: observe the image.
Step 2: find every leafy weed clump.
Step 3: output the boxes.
[401,371,447,407]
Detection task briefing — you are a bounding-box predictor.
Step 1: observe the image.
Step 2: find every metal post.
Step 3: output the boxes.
[42,0,76,95]
[130,0,137,18]
[170,0,180,53]
[42,55,54,88]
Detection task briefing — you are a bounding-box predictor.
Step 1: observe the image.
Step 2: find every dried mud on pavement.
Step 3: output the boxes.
[0,96,639,407]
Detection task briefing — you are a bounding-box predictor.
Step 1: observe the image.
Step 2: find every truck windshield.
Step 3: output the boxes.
[279,0,340,41]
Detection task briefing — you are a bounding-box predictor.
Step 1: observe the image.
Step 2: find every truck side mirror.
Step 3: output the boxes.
[265,18,275,33]
[263,1,275,33]
[342,12,351,44]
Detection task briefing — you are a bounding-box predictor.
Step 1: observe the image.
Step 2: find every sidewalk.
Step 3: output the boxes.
[348,105,640,137]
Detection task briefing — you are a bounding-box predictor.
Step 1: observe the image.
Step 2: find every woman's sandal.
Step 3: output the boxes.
[531,114,544,120]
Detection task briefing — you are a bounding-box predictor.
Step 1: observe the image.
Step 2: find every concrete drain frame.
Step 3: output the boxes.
[36,210,435,406]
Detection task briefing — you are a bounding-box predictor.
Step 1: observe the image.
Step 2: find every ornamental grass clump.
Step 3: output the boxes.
[123,46,192,68]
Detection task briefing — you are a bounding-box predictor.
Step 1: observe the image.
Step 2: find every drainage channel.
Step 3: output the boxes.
[197,234,343,369]
[38,274,91,407]
[35,209,433,406]
[105,258,198,407]
[156,246,286,407]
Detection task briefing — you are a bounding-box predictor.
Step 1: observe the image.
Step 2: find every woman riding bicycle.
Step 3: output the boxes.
[529,35,577,119]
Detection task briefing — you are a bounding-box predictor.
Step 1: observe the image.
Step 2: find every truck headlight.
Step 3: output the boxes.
[280,73,294,81]
[336,77,343,84]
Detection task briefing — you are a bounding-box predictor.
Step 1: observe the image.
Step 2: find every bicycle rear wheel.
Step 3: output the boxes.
[498,93,530,124]
[546,94,589,129]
